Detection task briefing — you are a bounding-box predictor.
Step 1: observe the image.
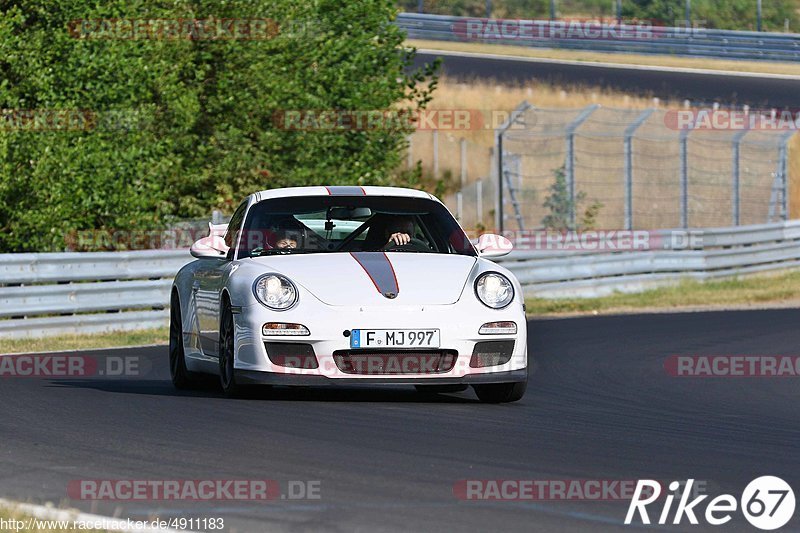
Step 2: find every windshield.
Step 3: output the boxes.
[235,196,476,259]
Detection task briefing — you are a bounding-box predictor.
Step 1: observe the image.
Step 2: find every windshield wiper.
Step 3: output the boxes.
[250,248,316,257]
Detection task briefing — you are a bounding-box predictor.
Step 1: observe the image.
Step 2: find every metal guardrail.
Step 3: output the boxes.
[496,220,800,298]
[0,220,798,339]
[0,250,191,340]
[397,13,800,62]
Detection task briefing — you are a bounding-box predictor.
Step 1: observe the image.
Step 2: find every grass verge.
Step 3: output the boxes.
[526,270,800,316]
[0,328,167,355]
[408,39,800,77]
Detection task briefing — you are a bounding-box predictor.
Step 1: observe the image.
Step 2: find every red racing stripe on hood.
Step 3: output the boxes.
[349,252,399,298]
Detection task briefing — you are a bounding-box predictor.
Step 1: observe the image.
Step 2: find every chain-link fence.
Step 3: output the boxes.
[482,102,796,231]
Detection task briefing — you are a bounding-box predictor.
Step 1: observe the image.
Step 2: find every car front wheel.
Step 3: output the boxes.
[218,302,243,398]
[169,292,196,389]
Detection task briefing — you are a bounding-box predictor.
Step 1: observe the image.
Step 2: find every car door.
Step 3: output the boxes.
[194,201,247,358]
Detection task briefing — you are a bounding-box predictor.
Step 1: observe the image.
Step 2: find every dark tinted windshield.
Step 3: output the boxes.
[235,196,475,258]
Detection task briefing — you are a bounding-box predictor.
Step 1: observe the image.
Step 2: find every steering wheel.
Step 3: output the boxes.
[382,238,431,252]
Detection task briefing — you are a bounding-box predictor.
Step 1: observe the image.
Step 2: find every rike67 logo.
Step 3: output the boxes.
[626,477,795,530]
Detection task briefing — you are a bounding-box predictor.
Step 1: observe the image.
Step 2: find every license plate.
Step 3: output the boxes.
[350,329,440,349]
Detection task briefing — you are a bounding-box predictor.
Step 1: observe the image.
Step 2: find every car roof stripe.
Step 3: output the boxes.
[326,186,366,196]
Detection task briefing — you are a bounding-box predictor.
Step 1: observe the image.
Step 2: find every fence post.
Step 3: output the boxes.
[565,105,600,229]
[456,191,463,222]
[624,109,655,230]
[432,130,439,177]
[679,127,691,228]
[494,101,532,233]
[757,0,762,31]
[460,137,467,187]
[476,179,484,225]
[407,135,413,169]
[779,131,795,220]
[731,125,751,226]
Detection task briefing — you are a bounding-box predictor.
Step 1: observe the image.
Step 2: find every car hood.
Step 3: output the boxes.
[248,252,477,306]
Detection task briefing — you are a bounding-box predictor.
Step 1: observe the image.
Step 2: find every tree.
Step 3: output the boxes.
[0,0,438,251]
[541,165,602,230]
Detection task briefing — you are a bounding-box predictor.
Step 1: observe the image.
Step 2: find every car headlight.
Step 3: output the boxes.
[253,274,298,310]
[475,272,514,309]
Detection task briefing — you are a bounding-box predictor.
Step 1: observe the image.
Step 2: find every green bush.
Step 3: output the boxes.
[0,0,438,251]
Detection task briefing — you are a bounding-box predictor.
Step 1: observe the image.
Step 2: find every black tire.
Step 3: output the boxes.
[169,292,196,389]
[218,301,243,398]
[414,384,469,394]
[473,381,527,403]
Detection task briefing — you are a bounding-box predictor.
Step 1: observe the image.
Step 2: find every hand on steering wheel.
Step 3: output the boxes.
[382,236,430,252]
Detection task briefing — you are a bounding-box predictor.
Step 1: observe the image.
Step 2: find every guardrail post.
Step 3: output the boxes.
[680,127,691,228]
[565,105,600,229]
[731,124,751,226]
[624,109,655,230]
[495,101,532,233]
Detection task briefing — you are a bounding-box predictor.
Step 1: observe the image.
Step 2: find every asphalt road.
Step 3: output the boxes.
[414,51,800,108]
[1,309,799,532]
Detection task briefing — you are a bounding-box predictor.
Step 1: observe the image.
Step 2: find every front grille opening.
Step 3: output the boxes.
[265,342,318,369]
[470,341,515,368]
[332,350,458,375]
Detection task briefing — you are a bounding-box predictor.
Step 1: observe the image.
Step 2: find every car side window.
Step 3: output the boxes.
[224,201,248,259]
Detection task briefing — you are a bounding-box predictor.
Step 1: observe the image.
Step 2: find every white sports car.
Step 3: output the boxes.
[170,186,528,403]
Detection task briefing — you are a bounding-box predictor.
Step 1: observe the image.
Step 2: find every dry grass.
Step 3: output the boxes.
[408,39,800,77]
[526,269,800,316]
[412,77,798,229]
[413,76,672,188]
[0,328,167,355]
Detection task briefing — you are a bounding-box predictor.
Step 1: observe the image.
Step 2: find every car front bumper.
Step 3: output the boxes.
[232,297,528,382]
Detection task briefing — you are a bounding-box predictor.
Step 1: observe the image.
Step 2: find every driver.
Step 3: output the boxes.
[384,216,414,247]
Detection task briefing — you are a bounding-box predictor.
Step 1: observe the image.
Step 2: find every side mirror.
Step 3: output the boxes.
[476,233,513,258]
[190,235,229,259]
